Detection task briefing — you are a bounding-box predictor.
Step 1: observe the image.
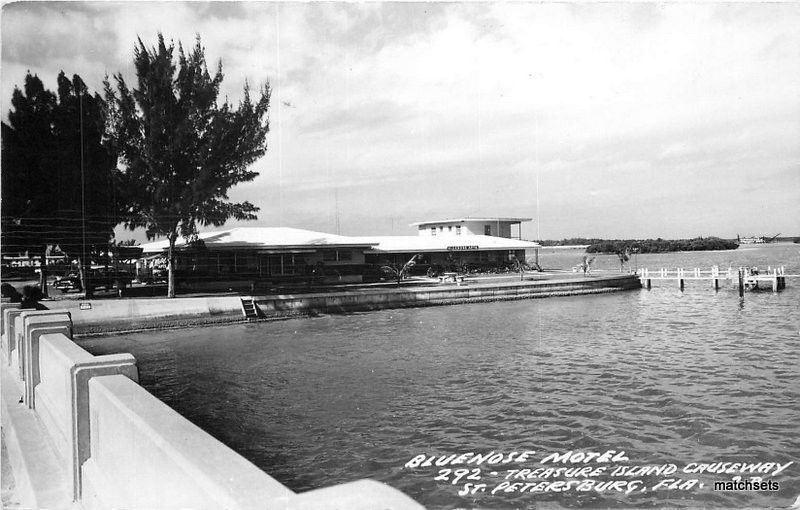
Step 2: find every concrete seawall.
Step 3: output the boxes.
[48,296,245,335]
[35,274,641,334]
[0,310,423,509]
[255,274,642,315]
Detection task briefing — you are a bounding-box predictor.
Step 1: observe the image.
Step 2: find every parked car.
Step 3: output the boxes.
[53,268,134,294]
[141,267,168,285]
[91,268,134,293]
[53,272,82,292]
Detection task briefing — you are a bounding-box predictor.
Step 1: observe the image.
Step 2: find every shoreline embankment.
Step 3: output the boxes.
[33,274,641,335]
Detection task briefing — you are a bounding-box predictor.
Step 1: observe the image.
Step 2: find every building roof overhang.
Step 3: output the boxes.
[139,227,377,254]
[409,217,533,227]
[353,235,540,254]
[139,227,541,256]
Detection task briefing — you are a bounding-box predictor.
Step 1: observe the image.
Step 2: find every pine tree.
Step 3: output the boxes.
[2,72,118,296]
[104,34,270,297]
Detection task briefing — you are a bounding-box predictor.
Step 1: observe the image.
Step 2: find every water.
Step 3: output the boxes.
[79,244,800,508]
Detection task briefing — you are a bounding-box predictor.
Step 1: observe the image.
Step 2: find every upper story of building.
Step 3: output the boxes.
[409,217,532,239]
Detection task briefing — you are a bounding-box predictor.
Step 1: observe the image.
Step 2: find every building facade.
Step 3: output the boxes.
[138,218,540,288]
[410,217,530,239]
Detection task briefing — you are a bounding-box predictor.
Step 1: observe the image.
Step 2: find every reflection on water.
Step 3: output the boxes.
[80,245,800,508]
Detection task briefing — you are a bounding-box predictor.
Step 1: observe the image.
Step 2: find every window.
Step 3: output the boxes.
[484,225,491,236]
[283,254,298,275]
[431,227,437,236]
[448,226,453,232]
[456,225,461,235]
[322,249,351,261]
[439,226,443,232]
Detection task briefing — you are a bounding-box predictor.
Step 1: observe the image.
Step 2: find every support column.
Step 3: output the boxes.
[71,354,138,500]
[22,312,73,408]
[18,310,72,387]
[1,304,21,362]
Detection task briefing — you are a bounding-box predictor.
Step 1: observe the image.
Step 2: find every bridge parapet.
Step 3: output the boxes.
[1,311,423,510]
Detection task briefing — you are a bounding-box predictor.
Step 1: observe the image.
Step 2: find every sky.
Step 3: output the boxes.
[2,1,799,241]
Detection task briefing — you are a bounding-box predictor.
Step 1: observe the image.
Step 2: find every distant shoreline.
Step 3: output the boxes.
[535,237,741,254]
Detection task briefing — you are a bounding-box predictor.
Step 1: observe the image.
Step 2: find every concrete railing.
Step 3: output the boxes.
[81,373,292,509]
[1,309,423,509]
[2,305,25,368]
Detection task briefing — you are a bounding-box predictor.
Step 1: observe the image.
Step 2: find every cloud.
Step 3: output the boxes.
[4,2,799,239]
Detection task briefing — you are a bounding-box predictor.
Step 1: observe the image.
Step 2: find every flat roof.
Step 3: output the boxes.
[351,235,540,254]
[140,227,377,254]
[140,227,541,255]
[409,217,533,227]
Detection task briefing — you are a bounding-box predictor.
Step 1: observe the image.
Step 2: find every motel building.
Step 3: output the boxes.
[138,217,540,288]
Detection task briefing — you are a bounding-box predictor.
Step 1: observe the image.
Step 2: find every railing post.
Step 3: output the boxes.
[71,354,138,500]
[1,304,21,364]
[14,310,72,409]
[20,310,73,407]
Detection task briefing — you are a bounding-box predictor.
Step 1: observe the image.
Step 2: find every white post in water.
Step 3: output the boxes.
[772,268,778,292]
[679,268,684,291]
[738,268,745,298]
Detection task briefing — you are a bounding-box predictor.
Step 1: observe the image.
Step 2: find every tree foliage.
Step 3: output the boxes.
[2,72,118,294]
[1,74,57,257]
[585,237,739,254]
[104,34,270,296]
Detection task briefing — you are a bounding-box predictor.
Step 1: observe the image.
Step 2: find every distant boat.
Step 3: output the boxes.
[737,233,780,244]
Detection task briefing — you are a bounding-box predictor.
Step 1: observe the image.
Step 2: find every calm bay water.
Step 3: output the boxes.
[80,244,800,508]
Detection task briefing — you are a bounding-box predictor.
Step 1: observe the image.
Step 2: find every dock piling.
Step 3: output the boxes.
[738,268,744,298]
[638,265,791,294]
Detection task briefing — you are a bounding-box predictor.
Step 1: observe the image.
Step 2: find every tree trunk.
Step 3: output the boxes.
[39,246,49,298]
[78,256,91,297]
[167,235,177,298]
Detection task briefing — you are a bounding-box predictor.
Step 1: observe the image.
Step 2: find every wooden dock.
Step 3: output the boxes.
[639,266,791,295]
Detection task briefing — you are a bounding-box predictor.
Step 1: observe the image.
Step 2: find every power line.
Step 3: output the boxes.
[80,92,87,262]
